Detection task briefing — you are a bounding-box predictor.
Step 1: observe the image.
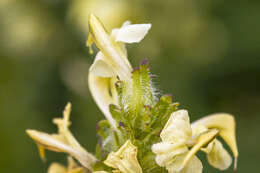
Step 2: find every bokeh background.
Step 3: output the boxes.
[0,0,259,172]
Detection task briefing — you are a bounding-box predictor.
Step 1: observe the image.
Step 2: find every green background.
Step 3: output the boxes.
[0,0,259,172]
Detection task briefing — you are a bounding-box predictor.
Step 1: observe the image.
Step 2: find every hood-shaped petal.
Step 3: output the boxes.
[202,139,232,170]
[88,14,134,129]
[88,51,117,128]
[104,140,143,173]
[191,113,238,168]
[88,14,152,129]
[89,51,115,77]
[88,14,132,82]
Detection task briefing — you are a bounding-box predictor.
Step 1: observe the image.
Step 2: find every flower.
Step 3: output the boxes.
[152,110,238,173]
[103,140,143,173]
[26,14,239,173]
[87,14,151,128]
[26,103,97,171]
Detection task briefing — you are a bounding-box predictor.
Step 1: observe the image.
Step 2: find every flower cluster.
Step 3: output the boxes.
[27,14,238,173]
[152,110,237,173]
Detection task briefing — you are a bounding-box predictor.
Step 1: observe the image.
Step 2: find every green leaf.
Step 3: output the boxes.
[96,120,120,159]
[151,94,178,128]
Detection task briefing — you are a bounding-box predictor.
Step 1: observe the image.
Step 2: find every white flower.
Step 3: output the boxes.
[87,14,151,128]
[152,110,203,173]
[152,110,238,173]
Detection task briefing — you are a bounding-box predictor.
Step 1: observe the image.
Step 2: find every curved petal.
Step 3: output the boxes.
[88,14,135,129]
[88,14,132,82]
[88,73,118,128]
[152,142,187,155]
[111,21,131,40]
[114,23,151,43]
[179,129,219,171]
[26,104,96,170]
[89,51,115,77]
[111,21,131,66]
[26,130,95,170]
[202,139,232,170]
[152,142,188,166]
[191,113,238,166]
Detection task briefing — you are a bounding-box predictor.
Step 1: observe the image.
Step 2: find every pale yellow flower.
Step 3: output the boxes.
[26,103,96,170]
[152,110,238,173]
[87,14,151,128]
[103,140,143,173]
[152,110,203,173]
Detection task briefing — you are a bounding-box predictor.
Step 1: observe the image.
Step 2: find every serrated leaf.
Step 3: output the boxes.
[96,120,119,157]
[139,62,154,105]
[150,95,178,128]
[109,104,123,125]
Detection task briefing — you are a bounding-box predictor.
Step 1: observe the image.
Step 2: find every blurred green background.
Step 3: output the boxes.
[0,0,259,172]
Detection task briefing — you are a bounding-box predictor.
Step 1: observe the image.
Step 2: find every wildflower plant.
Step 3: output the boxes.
[27,14,238,173]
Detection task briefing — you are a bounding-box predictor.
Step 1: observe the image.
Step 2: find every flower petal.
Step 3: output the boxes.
[202,140,232,170]
[26,104,96,170]
[88,73,118,128]
[152,142,188,166]
[26,130,95,170]
[166,154,203,173]
[152,142,187,154]
[89,51,115,77]
[104,140,143,173]
[179,129,219,171]
[88,14,132,82]
[111,21,131,39]
[114,23,151,43]
[160,110,192,143]
[191,113,238,168]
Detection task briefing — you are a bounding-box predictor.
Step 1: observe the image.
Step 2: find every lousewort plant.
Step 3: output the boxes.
[26,14,238,173]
